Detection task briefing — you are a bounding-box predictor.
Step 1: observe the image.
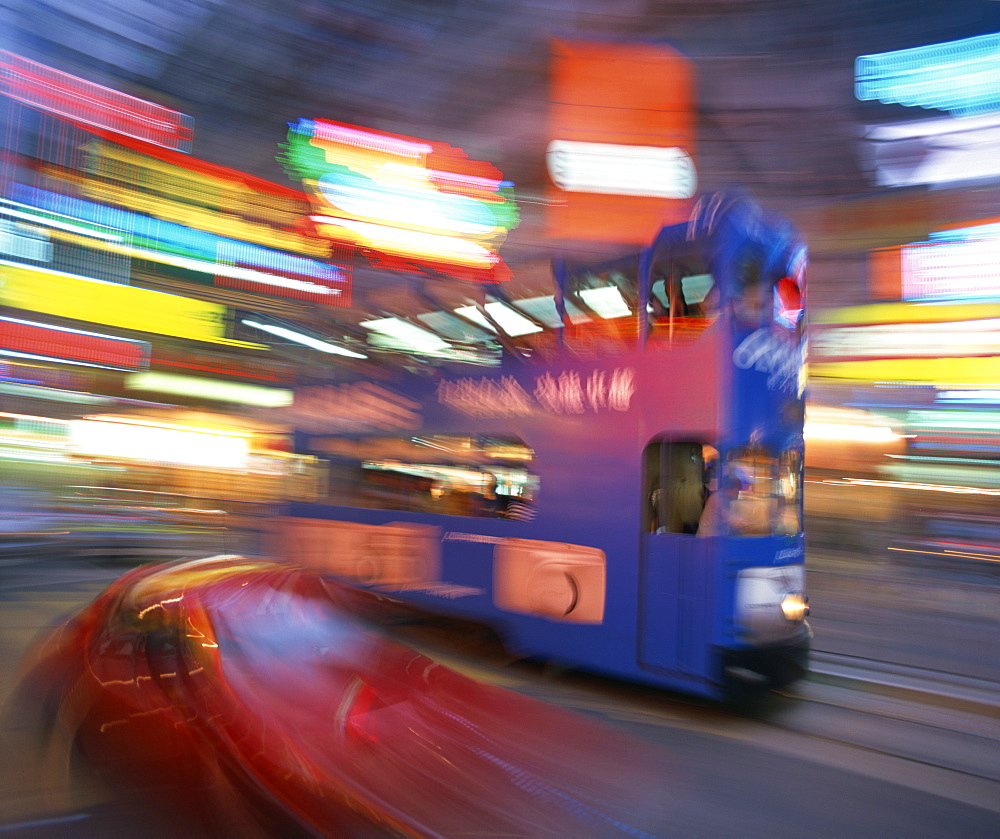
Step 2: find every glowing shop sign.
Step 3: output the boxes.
[126,372,292,408]
[810,301,1000,385]
[547,141,696,198]
[0,315,150,370]
[546,40,696,243]
[856,33,1000,117]
[0,50,193,151]
[280,119,518,282]
[70,417,250,469]
[0,262,261,348]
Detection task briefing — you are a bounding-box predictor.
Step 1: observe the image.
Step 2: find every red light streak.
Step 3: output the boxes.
[151,354,290,383]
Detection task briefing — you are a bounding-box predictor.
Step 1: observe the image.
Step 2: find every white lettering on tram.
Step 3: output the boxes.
[436,376,534,418]
[733,328,801,392]
[443,532,504,544]
[437,368,636,418]
[383,582,485,599]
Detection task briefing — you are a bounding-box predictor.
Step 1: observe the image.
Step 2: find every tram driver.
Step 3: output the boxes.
[698,468,771,537]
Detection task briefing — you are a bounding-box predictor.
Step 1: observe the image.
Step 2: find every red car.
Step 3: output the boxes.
[16,555,675,837]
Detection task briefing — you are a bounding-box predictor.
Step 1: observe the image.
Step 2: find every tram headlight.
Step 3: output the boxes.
[736,565,807,643]
[780,592,809,622]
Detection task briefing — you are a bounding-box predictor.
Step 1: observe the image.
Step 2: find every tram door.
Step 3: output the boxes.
[639,440,714,678]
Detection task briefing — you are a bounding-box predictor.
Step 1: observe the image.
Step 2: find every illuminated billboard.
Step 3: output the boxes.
[0,261,263,348]
[0,50,193,152]
[546,39,696,244]
[279,119,518,283]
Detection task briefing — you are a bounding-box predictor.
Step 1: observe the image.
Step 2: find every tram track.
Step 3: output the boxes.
[2,559,998,832]
[383,617,1000,815]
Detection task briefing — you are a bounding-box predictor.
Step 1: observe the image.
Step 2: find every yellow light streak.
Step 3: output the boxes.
[888,547,1000,563]
[804,421,899,442]
[835,478,1000,496]
[810,356,1000,385]
[83,414,254,436]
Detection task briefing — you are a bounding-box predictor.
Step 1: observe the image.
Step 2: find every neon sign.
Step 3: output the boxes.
[280,119,518,282]
[856,33,1000,117]
[10,185,350,306]
[0,51,193,151]
[79,138,329,257]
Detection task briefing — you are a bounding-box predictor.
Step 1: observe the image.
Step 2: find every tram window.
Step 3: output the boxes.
[776,449,803,535]
[644,440,714,535]
[733,252,769,327]
[564,259,639,357]
[735,248,805,333]
[309,435,537,519]
[702,447,802,538]
[647,255,717,346]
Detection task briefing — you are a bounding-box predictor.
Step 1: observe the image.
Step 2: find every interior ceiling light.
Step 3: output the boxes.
[241,319,367,359]
[579,286,631,319]
[511,295,591,327]
[453,303,542,336]
[359,317,450,353]
[415,310,490,342]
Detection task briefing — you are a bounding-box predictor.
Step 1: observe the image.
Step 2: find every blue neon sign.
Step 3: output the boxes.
[856,32,1000,117]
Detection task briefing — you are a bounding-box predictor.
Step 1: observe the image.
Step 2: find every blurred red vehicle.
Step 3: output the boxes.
[15,555,675,837]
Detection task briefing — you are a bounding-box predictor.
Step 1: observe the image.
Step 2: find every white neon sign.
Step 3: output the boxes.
[902,237,1000,300]
[546,140,696,198]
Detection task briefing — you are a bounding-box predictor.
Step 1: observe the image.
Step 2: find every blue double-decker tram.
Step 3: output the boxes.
[277,192,810,700]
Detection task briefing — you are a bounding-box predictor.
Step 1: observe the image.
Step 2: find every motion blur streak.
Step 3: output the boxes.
[14,556,678,838]
[833,478,1000,496]
[889,547,1000,563]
